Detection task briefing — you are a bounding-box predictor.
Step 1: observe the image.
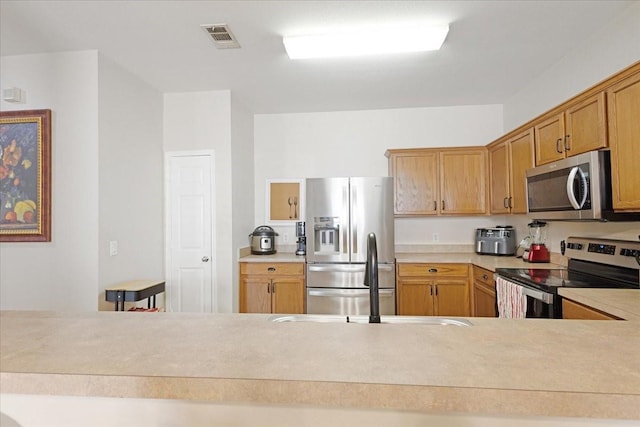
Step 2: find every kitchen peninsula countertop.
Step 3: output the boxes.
[1,311,638,420]
[240,251,565,271]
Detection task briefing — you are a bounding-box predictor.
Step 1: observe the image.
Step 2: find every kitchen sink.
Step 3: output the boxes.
[268,314,472,326]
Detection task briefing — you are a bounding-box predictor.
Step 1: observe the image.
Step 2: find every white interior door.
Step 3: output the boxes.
[166,152,215,312]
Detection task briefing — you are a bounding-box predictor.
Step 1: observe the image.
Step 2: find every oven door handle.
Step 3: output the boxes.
[495,274,554,304]
[566,166,588,210]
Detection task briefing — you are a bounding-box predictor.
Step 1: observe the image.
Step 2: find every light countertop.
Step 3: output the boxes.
[240,251,565,272]
[558,288,640,321]
[1,310,638,420]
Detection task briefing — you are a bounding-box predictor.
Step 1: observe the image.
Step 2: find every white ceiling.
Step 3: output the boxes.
[0,0,635,114]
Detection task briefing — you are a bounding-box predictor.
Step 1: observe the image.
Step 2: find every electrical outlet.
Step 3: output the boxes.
[432,233,439,242]
[283,233,289,243]
[109,241,118,256]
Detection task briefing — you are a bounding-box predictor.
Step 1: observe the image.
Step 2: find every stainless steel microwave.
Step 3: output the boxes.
[526,150,640,221]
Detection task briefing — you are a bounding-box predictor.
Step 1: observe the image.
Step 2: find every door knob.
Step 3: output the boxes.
[202,256,210,262]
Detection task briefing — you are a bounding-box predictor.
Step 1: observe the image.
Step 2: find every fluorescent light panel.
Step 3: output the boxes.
[283,25,449,59]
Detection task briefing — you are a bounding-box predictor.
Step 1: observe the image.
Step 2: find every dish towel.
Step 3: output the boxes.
[496,277,527,318]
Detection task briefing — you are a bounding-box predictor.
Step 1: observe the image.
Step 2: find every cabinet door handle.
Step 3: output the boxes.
[503,197,508,208]
[508,197,513,208]
[271,282,276,293]
[564,134,571,151]
[441,200,445,211]
[433,201,437,211]
[434,285,438,296]
[556,138,563,153]
[268,267,276,272]
[267,282,272,293]
[430,285,433,296]
[428,268,438,273]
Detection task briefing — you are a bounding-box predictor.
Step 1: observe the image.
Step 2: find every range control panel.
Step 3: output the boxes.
[565,236,640,269]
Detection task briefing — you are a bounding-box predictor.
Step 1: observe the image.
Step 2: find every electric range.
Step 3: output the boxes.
[495,236,640,318]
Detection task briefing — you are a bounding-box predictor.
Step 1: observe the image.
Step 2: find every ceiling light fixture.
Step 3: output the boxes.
[283,25,449,59]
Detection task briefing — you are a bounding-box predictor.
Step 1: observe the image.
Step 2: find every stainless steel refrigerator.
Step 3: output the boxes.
[305,177,396,315]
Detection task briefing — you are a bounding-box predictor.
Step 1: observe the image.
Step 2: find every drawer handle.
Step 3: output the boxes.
[482,274,489,280]
[268,267,276,272]
[428,268,438,273]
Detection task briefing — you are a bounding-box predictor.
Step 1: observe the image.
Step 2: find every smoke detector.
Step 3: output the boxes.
[201,24,240,49]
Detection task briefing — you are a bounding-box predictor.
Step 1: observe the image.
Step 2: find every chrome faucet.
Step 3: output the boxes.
[364,232,381,323]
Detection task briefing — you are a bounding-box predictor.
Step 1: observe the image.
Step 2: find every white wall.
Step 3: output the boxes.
[254,105,505,246]
[230,94,255,311]
[97,54,164,309]
[163,90,235,313]
[0,51,100,310]
[502,2,640,254]
[503,1,640,131]
[0,50,166,311]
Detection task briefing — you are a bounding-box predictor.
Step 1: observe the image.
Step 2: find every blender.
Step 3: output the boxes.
[523,220,550,263]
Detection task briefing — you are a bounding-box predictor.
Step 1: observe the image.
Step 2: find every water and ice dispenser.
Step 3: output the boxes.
[313,217,341,254]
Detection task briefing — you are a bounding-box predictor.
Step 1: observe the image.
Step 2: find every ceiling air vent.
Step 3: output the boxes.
[201,24,241,49]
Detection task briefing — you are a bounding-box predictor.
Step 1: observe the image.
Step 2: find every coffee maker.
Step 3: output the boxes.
[523,220,550,263]
[295,221,306,256]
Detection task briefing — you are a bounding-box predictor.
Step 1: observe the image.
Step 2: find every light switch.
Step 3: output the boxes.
[109,241,118,256]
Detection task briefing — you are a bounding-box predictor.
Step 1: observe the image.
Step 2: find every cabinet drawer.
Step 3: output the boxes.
[398,263,468,277]
[240,262,304,276]
[473,266,494,287]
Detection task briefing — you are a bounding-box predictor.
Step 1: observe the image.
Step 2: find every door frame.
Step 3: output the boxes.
[164,150,217,312]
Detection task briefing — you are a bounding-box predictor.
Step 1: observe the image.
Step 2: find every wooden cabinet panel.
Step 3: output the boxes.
[508,129,535,214]
[488,141,510,214]
[240,277,271,313]
[562,299,619,320]
[434,278,469,316]
[386,147,488,217]
[397,263,470,316]
[534,93,607,166]
[239,262,305,314]
[565,92,607,156]
[472,266,496,317]
[439,149,487,214]
[398,263,469,277]
[272,277,305,314]
[397,278,434,316]
[534,113,565,165]
[391,152,439,215]
[607,71,640,211]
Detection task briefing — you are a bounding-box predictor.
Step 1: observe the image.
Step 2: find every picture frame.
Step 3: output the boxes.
[265,178,305,224]
[0,109,52,242]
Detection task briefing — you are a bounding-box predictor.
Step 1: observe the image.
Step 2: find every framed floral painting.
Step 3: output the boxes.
[0,109,51,242]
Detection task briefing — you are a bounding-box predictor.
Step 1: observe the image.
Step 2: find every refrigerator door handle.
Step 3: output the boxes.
[307,264,394,273]
[351,184,358,254]
[308,288,395,297]
[342,184,349,255]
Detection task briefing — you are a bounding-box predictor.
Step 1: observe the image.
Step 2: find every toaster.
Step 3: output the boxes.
[475,226,516,256]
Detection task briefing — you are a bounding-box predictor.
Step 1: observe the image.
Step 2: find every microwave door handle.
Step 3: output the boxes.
[566,166,588,209]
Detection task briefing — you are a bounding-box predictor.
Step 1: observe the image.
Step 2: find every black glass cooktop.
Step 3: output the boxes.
[495,265,639,294]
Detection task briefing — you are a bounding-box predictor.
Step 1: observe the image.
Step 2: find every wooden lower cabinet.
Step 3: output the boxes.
[397,263,470,317]
[472,266,497,317]
[239,262,305,314]
[562,299,620,320]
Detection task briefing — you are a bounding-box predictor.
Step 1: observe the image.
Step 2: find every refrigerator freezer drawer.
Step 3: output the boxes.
[306,288,396,316]
[306,263,396,289]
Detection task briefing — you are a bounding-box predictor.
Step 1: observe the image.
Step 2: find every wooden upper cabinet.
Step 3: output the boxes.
[387,147,488,216]
[488,128,534,215]
[607,71,640,211]
[508,129,535,214]
[488,140,510,214]
[534,113,565,165]
[534,92,607,166]
[389,150,438,215]
[565,92,607,156]
[439,149,488,215]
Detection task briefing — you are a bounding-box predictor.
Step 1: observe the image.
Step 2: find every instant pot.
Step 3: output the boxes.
[249,225,278,255]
